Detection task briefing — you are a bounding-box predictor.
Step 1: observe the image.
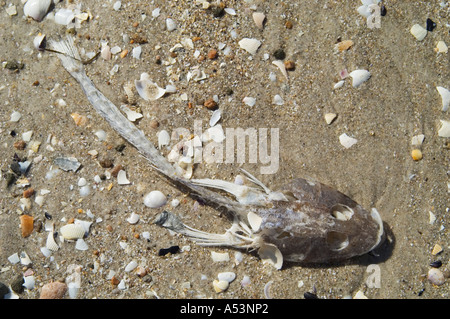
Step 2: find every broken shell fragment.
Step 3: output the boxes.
[349,69,371,87]
[117,170,131,185]
[247,211,262,232]
[75,238,89,251]
[46,232,59,252]
[339,133,358,148]
[436,86,450,112]
[54,157,81,172]
[135,73,166,101]
[238,38,262,55]
[33,33,46,51]
[438,120,450,137]
[213,279,229,293]
[24,0,51,21]
[60,224,85,240]
[252,12,266,29]
[324,113,337,125]
[20,215,34,238]
[258,243,283,270]
[410,24,427,41]
[272,60,288,80]
[436,41,448,53]
[335,40,353,52]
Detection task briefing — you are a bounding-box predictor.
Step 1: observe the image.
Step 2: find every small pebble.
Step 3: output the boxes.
[208,49,218,59]
[204,98,218,110]
[426,18,436,32]
[285,20,293,29]
[273,49,286,60]
[40,282,67,299]
[284,60,295,71]
[10,275,24,294]
[427,268,445,286]
[0,281,10,299]
[411,149,423,161]
[13,140,26,150]
[430,260,442,268]
[158,245,179,256]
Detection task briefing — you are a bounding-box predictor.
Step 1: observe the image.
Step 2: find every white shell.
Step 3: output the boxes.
[258,243,283,270]
[438,120,450,137]
[75,238,89,251]
[339,133,358,148]
[135,73,166,101]
[46,231,59,252]
[252,12,266,29]
[209,109,221,127]
[125,260,138,272]
[411,134,425,146]
[242,96,256,107]
[211,251,230,262]
[23,0,51,21]
[247,212,262,232]
[272,60,288,80]
[8,253,20,264]
[126,212,140,224]
[238,38,262,55]
[60,223,85,240]
[143,190,167,208]
[213,280,229,293]
[349,69,371,87]
[117,170,131,185]
[158,130,171,149]
[166,18,177,31]
[101,44,111,60]
[436,41,448,53]
[324,113,337,125]
[333,80,345,89]
[33,33,46,50]
[131,46,142,59]
[218,272,236,283]
[23,276,35,290]
[20,251,32,266]
[54,8,75,26]
[10,111,22,122]
[120,105,143,122]
[410,24,427,41]
[436,86,450,112]
[272,94,284,105]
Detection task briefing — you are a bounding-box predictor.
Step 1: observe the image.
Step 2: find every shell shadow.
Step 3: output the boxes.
[282,221,395,270]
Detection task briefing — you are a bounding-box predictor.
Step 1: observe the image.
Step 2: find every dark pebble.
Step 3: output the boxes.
[273,49,286,60]
[10,275,24,294]
[4,60,24,70]
[211,6,225,18]
[0,282,10,299]
[44,212,52,220]
[158,245,180,256]
[426,18,436,32]
[115,144,126,152]
[304,291,319,299]
[430,260,442,268]
[380,4,387,16]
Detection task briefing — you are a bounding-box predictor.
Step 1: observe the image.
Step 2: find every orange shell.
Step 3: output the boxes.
[20,214,34,237]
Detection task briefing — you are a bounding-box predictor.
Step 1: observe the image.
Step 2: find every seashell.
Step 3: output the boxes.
[209,109,221,127]
[436,41,448,53]
[431,243,443,256]
[205,125,225,143]
[272,60,288,80]
[272,94,284,105]
[135,73,166,101]
[436,86,450,112]
[23,276,35,290]
[247,211,262,232]
[71,113,88,126]
[143,190,167,208]
[95,129,107,141]
[410,24,427,41]
[427,268,445,286]
[117,170,131,185]
[339,133,358,148]
[438,120,450,137]
[158,130,170,149]
[324,113,337,125]
[242,96,256,107]
[353,290,368,299]
[252,12,266,29]
[23,0,51,22]
[33,33,46,51]
[211,251,230,262]
[54,8,75,25]
[79,185,90,197]
[75,238,89,251]
[124,260,138,272]
[263,280,273,299]
[101,44,111,60]
[8,253,20,264]
[411,134,425,146]
[40,247,52,257]
[166,18,177,31]
[213,280,229,293]
[10,111,22,122]
[20,215,34,238]
[74,219,92,234]
[126,212,140,224]
[349,69,371,87]
[60,223,85,240]
[241,275,251,287]
[238,38,262,55]
[333,80,345,89]
[218,272,236,283]
[258,243,283,270]
[20,251,32,266]
[46,231,59,252]
[54,157,81,172]
[131,46,142,59]
[40,282,67,299]
[335,40,353,52]
[224,7,236,15]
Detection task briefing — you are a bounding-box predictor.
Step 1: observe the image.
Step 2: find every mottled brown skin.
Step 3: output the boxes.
[256,178,383,263]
